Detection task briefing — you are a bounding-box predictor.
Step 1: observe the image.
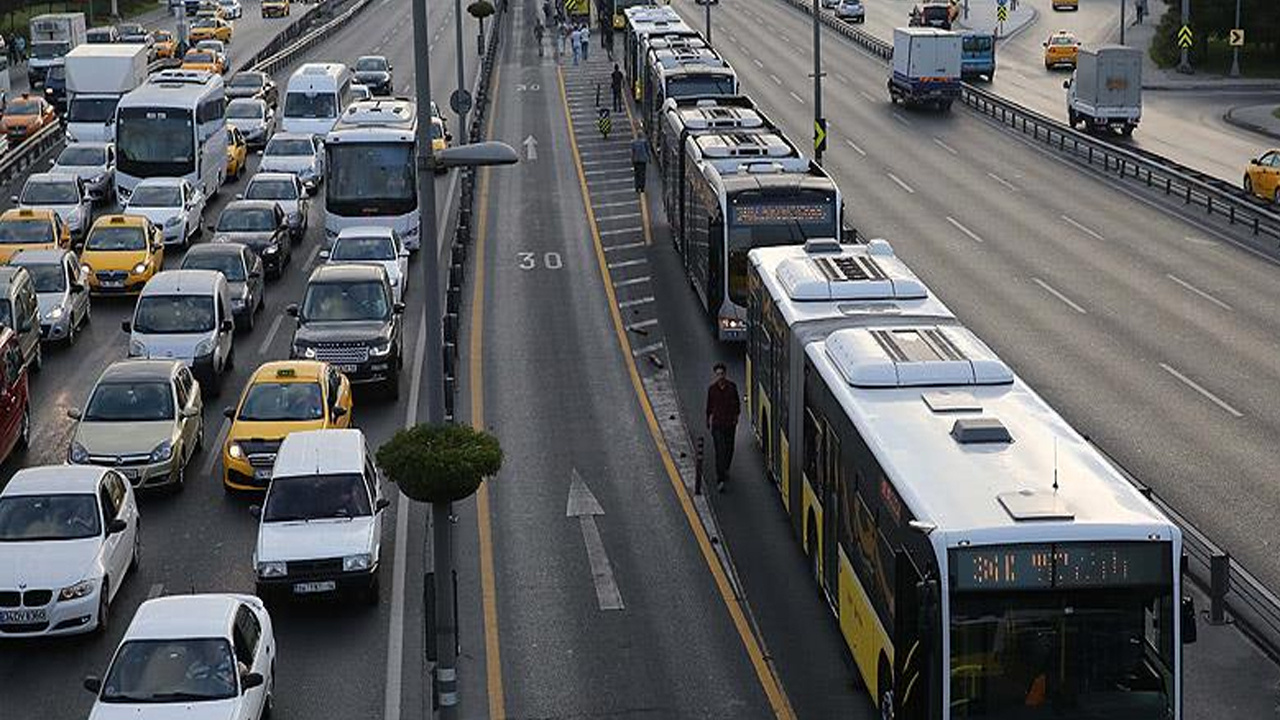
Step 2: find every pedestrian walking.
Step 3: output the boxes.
[581,23,590,61]
[543,0,552,24]
[14,34,24,63]
[610,63,623,112]
[570,24,581,65]
[534,20,545,56]
[604,24,615,60]
[705,363,740,493]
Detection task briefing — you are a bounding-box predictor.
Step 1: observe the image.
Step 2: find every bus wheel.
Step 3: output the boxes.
[878,657,894,720]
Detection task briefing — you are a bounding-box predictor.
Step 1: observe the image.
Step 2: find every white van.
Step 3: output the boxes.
[280,63,352,137]
[123,269,236,394]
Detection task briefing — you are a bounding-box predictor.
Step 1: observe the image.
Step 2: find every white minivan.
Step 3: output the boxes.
[280,63,352,137]
[123,269,236,394]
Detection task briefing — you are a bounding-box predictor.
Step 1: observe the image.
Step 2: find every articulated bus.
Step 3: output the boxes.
[671,129,841,340]
[657,95,766,178]
[745,241,1196,720]
[639,34,709,121]
[642,46,737,140]
[602,0,651,30]
[622,6,698,101]
[115,69,227,203]
[324,98,420,250]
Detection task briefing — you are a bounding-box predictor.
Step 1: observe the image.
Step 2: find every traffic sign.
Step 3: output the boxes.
[450,89,473,115]
[814,118,827,155]
[1229,28,1244,47]
[1177,25,1193,49]
[996,5,1008,21]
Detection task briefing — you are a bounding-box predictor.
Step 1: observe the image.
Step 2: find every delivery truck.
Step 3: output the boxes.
[64,44,150,143]
[1064,45,1142,136]
[888,27,961,111]
[28,12,87,87]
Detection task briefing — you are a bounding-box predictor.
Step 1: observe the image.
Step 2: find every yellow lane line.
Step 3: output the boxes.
[470,62,506,720]
[556,65,797,720]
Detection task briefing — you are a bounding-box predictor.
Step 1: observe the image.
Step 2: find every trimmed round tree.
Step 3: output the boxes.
[467,0,495,19]
[377,423,502,503]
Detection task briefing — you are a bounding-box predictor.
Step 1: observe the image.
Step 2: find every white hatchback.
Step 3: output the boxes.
[85,594,276,719]
[0,465,139,637]
[321,226,408,302]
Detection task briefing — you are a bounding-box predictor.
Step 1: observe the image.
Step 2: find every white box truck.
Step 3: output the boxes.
[1065,45,1142,136]
[888,27,962,111]
[28,12,87,87]
[64,44,150,143]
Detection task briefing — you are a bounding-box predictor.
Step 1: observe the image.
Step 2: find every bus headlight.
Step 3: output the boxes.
[719,317,746,332]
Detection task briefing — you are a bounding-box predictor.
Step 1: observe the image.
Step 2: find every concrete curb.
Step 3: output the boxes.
[1222,106,1280,142]
[1144,80,1280,92]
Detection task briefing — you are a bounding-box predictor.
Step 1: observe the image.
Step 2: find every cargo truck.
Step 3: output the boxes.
[888,27,961,111]
[64,44,150,144]
[1064,45,1141,136]
[28,13,87,87]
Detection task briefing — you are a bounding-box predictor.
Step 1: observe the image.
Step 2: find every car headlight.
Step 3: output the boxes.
[132,262,148,275]
[46,306,64,320]
[194,338,214,357]
[228,442,244,459]
[343,553,372,572]
[257,561,287,578]
[264,244,278,254]
[81,263,92,275]
[232,296,246,309]
[370,340,391,357]
[149,440,173,463]
[69,442,89,464]
[164,215,183,228]
[58,579,97,602]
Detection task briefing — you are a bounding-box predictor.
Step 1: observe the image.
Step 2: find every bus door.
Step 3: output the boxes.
[821,423,840,601]
[707,211,724,315]
[894,550,937,720]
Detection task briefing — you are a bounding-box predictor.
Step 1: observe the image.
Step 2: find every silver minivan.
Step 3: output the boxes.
[122,270,236,394]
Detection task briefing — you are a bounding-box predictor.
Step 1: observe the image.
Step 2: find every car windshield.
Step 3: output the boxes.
[266,137,313,156]
[86,226,147,251]
[226,102,263,119]
[356,57,387,71]
[238,381,324,421]
[182,252,245,281]
[133,295,216,334]
[23,263,66,293]
[301,280,389,321]
[84,381,174,421]
[0,494,101,541]
[246,179,296,201]
[1052,35,1075,45]
[154,31,173,42]
[128,185,182,208]
[283,92,336,119]
[193,19,218,28]
[263,472,371,521]
[217,208,276,232]
[21,181,78,205]
[332,236,395,261]
[184,52,215,64]
[0,219,54,245]
[100,638,238,703]
[57,146,108,166]
[229,74,263,88]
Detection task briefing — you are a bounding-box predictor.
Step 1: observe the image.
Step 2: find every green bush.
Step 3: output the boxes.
[1149,6,1184,68]
[377,423,503,504]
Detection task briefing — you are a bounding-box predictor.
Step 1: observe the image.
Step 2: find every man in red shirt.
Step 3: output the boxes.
[705,363,740,493]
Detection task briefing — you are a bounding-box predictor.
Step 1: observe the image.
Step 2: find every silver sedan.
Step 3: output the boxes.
[49,143,116,204]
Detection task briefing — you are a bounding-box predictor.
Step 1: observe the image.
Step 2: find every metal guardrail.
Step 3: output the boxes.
[0,121,70,186]
[250,0,374,75]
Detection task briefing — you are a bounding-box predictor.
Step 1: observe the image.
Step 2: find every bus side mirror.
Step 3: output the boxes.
[1181,596,1198,644]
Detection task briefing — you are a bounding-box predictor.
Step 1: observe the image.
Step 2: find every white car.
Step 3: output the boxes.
[217,0,244,19]
[14,173,91,241]
[84,594,276,719]
[123,177,205,247]
[259,132,324,193]
[0,465,139,638]
[49,143,116,204]
[321,226,408,303]
[195,39,230,68]
[253,429,387,606]
[226,98,274,147]
[241,171,307,241]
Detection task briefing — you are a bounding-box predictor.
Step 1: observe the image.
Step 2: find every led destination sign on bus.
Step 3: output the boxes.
[951,542,1170,591]
[731,201,833,227]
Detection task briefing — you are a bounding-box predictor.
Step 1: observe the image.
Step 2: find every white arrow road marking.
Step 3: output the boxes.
[523,134,538,161]
[566,469,623,611]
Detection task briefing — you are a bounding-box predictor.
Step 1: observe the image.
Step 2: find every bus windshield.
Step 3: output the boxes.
[726,189,837,305]
[326,142,417,217]
[116,107,196,178]
[948,543,1175,720]
[666,74,736,99]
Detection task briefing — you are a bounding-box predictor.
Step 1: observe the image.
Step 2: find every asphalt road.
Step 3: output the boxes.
[0,0,478,716]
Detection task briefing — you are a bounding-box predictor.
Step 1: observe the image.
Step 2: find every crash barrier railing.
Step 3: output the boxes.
[0,121,69,186]
[775,0,1280,242]
[441,0,507,422]
[250,0,373,75]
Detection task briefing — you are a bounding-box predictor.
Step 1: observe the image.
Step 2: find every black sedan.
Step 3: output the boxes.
[209,201,292,278]
[225,71,279,107]
[353,56,393,96]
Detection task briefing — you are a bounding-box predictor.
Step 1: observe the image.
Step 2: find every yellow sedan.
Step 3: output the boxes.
[227,126,248,180]
[80,215,164,295]
[153,30,177,59]
[1245,149,1280,204]
[182,49,226,74]
[189,18,233,43]
[1043,31,1079,69]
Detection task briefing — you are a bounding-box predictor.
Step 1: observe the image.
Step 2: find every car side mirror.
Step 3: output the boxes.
[1042,41,1048,47]
[1182,596,1198,644]
[71,282,85,293]
[285,303,299,317]
[318,249,330,259]
[1062,79,1070,89]
[249,269,262,278]
[83,676,102,694]
[106,517,127,535]
[120,320,131,333]
[48,159,56,167]
[221,318,234,333]
[248,504,261,518]
[223,406,235,419]
[393,302,405,315]
[241,671,265,692]
[376,497,390,511]
[235,192,244,200]
[9,195,16,204]
[67,408,82,420]
[1250,157,1259,165]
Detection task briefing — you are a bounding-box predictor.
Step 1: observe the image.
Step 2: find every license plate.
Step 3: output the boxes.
[336,364,358,373]
[253,468,272,481]
[101,280,122,288]
[292,581,336,594]
[121,469,140,480]
[0,608,48,623]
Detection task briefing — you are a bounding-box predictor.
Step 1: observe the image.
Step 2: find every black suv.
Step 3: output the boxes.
[288,265,404,396]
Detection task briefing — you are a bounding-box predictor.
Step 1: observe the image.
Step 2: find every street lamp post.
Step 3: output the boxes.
[455,0,470,132]
[1229,0,1241,77]
[704,0,711,45]
[1119,0,1125,45]
[812,0,823,164]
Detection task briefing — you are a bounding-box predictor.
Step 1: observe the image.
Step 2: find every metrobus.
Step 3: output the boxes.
[622,6,697,100]
[746,241,1196,719]
[639,33,710,106]
[282,62,354,137]
[114,69,227,203]
[600,0,651,30]
[642,46,736,141]
[657,94,767,198]
[672,129,842,340]
[324,98,420,250]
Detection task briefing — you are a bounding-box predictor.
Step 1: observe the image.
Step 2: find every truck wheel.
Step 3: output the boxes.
[1067,109,1077,127]
[1121,123,1135,137]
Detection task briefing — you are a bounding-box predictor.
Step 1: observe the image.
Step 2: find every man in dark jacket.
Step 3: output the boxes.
[705,363,740,492]
[610,63,623,112]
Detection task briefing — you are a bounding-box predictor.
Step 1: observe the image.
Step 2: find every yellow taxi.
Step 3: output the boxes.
[222,361,353,491]
[227,126,248,180]
[1043,30,1080,69]
[153,30,178,59]
[0,208,70,263]
[1051,0,1078,9]
[189,17,233,43]
[1244,149,1280,204]
[182,48,226,74]
[262,0,290,18]
[79,215,164,294]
